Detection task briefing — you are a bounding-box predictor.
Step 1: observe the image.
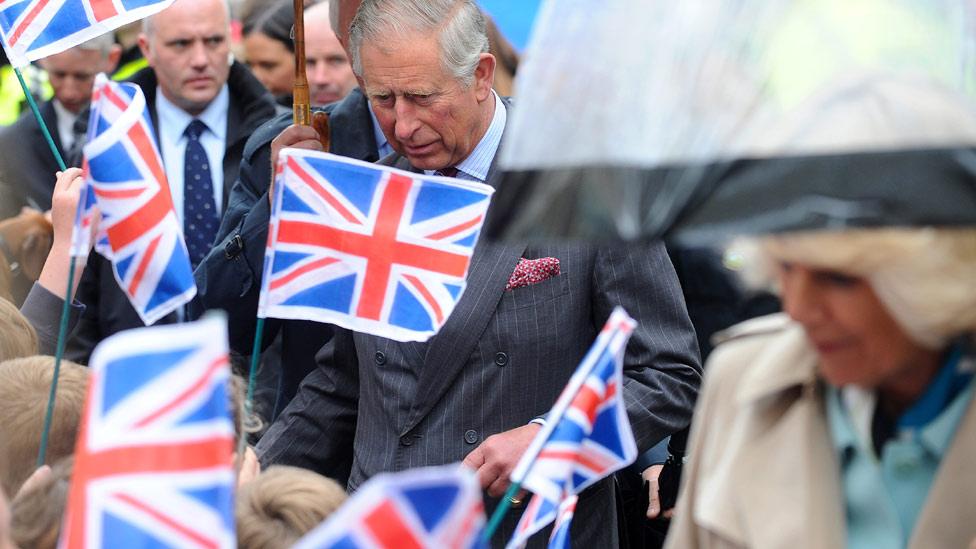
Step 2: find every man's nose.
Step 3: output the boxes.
[393,100,420,141]
[781,268,826,326]
[189,42,209,68]
[309,61,330,86]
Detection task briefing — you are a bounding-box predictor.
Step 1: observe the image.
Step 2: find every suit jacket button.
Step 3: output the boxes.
[375,351,386,365]
[494,352,508,366]
[400,435,413,447]
[464,430,479,444]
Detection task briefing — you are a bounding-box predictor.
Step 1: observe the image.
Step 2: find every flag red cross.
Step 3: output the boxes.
[65,357,231,547]
[362,500,425,549]
[276,159,471,321]
[97,85,175,255]
[8,0,119,47]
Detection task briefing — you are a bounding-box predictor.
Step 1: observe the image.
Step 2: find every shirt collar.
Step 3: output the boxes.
[368,106,393,158]
[424,91,506,182]
[155,84,229,142]
[828,352,976,461]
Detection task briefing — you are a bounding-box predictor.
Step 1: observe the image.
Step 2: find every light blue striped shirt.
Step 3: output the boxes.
[425,91,506,183]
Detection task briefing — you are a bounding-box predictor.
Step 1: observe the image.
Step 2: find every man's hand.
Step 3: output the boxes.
[462,423,540,498]
[643,464,674,519]
[269,124,325,204]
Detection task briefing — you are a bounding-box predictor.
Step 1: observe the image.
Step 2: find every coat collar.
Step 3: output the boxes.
[128,61,277,149]
[735,315,820,405]
[328,88,380,162]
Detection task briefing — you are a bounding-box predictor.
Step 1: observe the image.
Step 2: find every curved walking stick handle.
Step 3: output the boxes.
[292,0,312,126]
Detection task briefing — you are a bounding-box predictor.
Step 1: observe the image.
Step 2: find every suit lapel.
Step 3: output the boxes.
[39,101,65,155]
[400,241,525,434]
[330,89,379,162]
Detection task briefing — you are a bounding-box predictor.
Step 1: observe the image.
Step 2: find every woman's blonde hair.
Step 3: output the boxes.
[731,227,976,348]
[0,299,37,362]
[236,465,347,549]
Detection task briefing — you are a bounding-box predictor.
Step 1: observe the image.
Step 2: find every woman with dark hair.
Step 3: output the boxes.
[242,0,295,107]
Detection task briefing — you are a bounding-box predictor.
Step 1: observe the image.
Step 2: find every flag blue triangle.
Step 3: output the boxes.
[401,484,460,531]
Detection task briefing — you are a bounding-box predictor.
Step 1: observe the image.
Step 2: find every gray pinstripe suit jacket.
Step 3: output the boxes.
[257,105,702,545]
[257,237,702,547]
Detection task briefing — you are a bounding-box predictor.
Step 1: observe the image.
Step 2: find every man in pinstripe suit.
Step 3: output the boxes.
[256,1,703,546]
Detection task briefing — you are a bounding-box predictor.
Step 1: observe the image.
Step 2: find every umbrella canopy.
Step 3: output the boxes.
[490,0,976,244]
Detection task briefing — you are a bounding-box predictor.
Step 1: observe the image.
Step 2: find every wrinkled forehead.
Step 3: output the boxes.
[150,0,230,40]
[360,33,451,91]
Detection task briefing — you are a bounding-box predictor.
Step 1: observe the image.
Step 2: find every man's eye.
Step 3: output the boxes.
[170,39,191,49]
[373,95,393,106]
[205,36,225,47]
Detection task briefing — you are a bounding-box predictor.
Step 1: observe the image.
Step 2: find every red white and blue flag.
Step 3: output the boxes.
[506,307,638,549]
[293,464,486,549]
[0,0,174,68]
[60,315,236,549]
[259,150,494,342]
[83,73,195,325]
[69,170,97,258]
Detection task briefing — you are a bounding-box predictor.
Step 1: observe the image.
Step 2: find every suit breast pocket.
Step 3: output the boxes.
[499,273,571,311]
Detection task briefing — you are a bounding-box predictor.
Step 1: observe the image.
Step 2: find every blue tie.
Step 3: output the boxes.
[183,120,219,267]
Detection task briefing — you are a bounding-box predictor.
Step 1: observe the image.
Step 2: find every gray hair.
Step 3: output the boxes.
[349,0,488,87]
[75,33,116,57]
[328,0,341,34]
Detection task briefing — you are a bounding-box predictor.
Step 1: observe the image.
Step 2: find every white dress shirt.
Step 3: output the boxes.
[155,85,229,223]
[52,99,79,151]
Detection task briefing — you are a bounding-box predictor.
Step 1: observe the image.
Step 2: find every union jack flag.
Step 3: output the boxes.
[259,150,494,342]
[69,168,97,258]
[293,464,487,549]
[547,495,577,549]
[84,73,195,325]
[60,315,236,549]
[0,0,174,68]
[506,307,638,549]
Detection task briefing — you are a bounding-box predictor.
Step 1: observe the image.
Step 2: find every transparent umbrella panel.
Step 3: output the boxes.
[490,0,976,244]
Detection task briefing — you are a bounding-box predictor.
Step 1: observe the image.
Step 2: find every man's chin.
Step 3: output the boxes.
[401,146,449,170]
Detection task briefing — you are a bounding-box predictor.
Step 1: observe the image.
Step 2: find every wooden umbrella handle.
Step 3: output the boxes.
[292,0,311,126]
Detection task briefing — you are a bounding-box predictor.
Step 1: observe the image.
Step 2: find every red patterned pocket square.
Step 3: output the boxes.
[506,257,561,291]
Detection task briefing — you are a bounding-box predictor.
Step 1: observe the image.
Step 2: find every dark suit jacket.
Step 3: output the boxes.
[66,62,278,363]
[257,238,702,547]
[192,88,378,413]
[257,140,702,546]
[0,100,75,214]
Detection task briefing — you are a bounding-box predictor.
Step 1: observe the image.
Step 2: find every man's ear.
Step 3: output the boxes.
[137,34,153,66]
[104,44,123,75]
[473,53,496,102]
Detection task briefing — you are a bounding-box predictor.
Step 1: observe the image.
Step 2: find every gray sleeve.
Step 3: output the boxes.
[594,242,703,453]
[20,282,85,356]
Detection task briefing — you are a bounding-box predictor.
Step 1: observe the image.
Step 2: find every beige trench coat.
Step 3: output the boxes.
[665,314,976,549]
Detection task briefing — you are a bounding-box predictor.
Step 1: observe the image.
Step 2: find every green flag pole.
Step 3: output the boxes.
[238,317,266,459]
[483,482,524,542]
[13,66,82,467]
